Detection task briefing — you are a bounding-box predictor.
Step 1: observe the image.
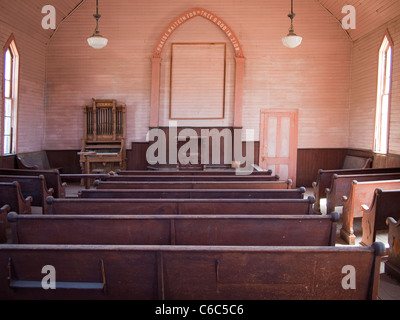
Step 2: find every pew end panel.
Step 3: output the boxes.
[360,189,400,247]
[0,182,32,215]
[386,217,400,282]
[0,205,11,244]
[0,243,385,300]
[341,179,400,245]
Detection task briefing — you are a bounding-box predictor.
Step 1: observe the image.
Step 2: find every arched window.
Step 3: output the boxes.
[374,32,393,154]
[2,35,19,155]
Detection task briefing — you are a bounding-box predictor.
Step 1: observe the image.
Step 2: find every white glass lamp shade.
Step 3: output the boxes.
[282,34,302,49]
[87,35,108,49]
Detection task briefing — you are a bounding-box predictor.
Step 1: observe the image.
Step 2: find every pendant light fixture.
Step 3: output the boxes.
[282,0,302,49]
[87,0,108,49]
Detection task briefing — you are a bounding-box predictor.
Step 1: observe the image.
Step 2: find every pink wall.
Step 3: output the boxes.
[3,0,399,158]
[44,0,352,150]
[349,16,400,155]
[0,1,47,153]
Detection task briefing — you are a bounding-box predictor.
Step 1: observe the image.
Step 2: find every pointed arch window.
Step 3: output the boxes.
[3,35,19,155]
[374,32,393,154]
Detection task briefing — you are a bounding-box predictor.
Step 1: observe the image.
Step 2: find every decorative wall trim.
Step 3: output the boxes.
[150,8,245,128]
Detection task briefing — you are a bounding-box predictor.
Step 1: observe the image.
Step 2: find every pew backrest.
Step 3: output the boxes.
[106,174,280,181]
[78,187,307,199]
[46,196,315,215]
[0,242,385,299]
[94,179,293,190]
[361,189,400,247]
[116,169,273,175]
[0,182,32,214]
[8,212,340,246]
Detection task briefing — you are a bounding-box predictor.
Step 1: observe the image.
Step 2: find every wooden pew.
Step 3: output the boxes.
[386,217,400,282]
[340,179,400,244]
[0,205,11,244]
[0,175,53,214]
[0,182,32,215]
[312,167,400,213]
[46,196,315,215]
[94,179,293,190]
[7,212,339,246]
[360,189,400,247]
[0,242,385,299]
[78,187,307,199]
[0,168,66,198]
[325,172,400,214]
[105,174,280,181]
[117,169,273,175]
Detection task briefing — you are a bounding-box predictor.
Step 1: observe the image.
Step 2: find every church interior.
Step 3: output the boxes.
[1,0,400,301]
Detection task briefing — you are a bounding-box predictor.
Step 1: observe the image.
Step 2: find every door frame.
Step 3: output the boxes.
[259,109,299,187]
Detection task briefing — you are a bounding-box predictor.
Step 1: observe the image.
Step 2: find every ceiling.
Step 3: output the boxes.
[2,0,400,43]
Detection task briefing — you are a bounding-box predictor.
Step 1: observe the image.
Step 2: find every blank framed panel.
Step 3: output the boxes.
[170,43,226,120]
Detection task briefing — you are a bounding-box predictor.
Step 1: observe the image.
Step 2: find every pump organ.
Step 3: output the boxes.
[79,99,127,179]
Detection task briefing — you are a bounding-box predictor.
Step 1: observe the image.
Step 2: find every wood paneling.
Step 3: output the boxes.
[296,148,347,187]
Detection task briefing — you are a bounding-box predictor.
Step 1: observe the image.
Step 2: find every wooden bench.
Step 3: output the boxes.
[360,189,400,247]
[46,196,315,215]
[0,175,53,214]
[386,217,400,282]
[7,212,339,246]
[0,242,385,299]
[93,179,293,190]
[78,187,307,199]
[312,167,400,213]
[16,150,62,171]
[105,174,280,181]
[0,182,32,215]
[341,179,400,244]
[0,169,66,198]
[325,172,400,214]
[0,205,10,244]
[116,169,273,175]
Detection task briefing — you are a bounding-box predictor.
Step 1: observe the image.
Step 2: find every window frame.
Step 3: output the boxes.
[373,31,393,155]
[2,34,19,155]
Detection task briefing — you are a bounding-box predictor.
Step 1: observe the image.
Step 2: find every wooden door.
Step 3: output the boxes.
[259,109,298,187]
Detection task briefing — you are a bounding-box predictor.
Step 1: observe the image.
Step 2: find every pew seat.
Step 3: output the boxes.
[7,212,339,246]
